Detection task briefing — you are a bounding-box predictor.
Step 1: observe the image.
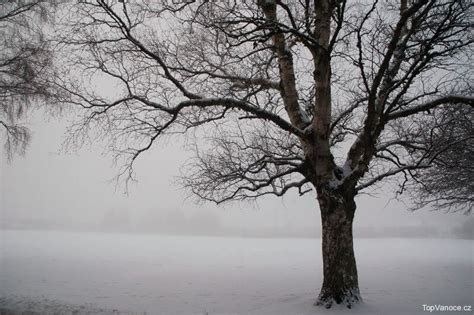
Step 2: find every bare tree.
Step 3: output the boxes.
[0,0,54,160]
[51,0,473,308]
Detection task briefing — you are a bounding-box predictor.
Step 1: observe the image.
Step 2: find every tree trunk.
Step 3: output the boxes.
[315,188,361,308]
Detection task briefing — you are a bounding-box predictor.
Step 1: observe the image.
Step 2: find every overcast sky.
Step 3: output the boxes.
[0,109,470,235]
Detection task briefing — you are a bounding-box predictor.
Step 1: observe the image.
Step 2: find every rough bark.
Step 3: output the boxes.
[311,0,334,184]
[315,186,361,308]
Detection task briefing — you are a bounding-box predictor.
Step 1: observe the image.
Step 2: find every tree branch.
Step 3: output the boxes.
[387,95,474,120]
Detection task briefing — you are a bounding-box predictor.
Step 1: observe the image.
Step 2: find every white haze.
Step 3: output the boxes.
[0,110,472,239]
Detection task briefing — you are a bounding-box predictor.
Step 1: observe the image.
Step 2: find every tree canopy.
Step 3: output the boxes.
[0,0,54,160]
[49,0,473,210]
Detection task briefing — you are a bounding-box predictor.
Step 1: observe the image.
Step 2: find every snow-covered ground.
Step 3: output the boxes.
[0,230,472,315]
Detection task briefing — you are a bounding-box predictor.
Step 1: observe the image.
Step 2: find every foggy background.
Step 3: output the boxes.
[1,110,472,239]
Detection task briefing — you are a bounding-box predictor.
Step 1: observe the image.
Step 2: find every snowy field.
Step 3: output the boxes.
[0,230,472,315]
